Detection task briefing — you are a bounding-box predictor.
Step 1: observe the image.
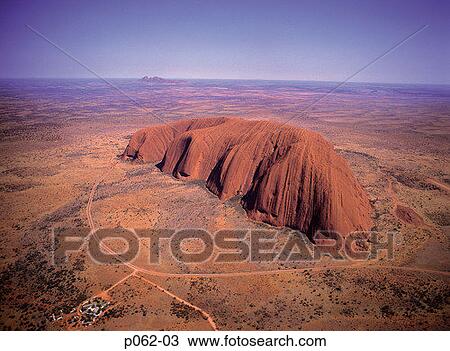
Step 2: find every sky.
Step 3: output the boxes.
[0,0,449,84]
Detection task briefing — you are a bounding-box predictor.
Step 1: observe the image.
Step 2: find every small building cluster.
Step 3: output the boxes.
[79,297,111,325]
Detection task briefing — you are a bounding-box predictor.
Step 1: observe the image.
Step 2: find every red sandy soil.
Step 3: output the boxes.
[0,80,448,331]
[122,117,372,238]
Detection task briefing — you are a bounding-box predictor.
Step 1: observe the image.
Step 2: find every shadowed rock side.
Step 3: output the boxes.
[122,117,372,238]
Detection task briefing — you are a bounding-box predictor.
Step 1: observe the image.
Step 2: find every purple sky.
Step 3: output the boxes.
[0,0,448,83]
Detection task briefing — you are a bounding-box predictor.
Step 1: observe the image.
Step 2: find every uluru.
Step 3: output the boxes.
[122,117,372,238]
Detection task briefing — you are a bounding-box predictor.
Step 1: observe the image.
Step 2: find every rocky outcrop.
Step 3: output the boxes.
[395,205,425,226]
[122,117,372,237]
[140,76,179,83]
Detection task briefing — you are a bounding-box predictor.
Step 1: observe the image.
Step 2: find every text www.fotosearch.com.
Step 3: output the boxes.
[124,333,327,348]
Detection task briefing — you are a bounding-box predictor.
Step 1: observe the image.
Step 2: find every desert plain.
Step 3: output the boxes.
[0,78,448,330]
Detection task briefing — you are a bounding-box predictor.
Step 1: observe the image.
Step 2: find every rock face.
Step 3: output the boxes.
[122,117,372,238]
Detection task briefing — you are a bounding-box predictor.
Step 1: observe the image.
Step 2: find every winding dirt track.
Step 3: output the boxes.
[80,161,449,330]
[136,274,218,330]
[84,160,218,330]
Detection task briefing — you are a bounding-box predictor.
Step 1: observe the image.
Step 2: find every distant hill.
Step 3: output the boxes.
[140,76,180,83]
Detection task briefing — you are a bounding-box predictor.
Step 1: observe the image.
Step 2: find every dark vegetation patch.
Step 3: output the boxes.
[0,122,63,142]
[338,149,378,163]
[380,305,395,317]
[170,301,199,322]
[0,166,58,178]
[0,249,88,330]
[425,210,450,226]
[353,273,449,319]
[188,278,219,295]
[66,151,89,158]
[31,200,84,233]
[125,165,154,178]
[385,168,438,190]
[0,182,39,192]
[94,179,161,201]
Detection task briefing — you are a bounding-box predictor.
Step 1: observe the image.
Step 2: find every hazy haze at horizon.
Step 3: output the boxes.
[0,0,449,84]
